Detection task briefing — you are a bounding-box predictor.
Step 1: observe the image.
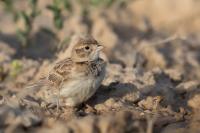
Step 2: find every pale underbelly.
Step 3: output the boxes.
[59,76,103,106]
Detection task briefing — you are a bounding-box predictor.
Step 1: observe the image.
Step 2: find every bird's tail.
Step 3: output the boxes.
[17,78,49,100]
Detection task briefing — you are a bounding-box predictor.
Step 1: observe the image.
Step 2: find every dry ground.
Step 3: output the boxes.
[1,0,200,133]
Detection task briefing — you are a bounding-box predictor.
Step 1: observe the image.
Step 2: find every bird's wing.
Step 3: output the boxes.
[16,58,74,103]
[48,58,73,86]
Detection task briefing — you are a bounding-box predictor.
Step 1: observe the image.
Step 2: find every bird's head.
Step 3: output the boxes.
[71,35,103,62]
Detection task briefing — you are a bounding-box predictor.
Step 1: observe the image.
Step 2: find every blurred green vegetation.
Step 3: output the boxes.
[0,66,4,81]
[16,0,40,47]
[9,60,23,78]
[1,0,40,47]
[0,0,127,47]
[47,0,71,30]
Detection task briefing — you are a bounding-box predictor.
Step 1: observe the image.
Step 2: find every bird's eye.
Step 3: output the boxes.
[85,46,90,50]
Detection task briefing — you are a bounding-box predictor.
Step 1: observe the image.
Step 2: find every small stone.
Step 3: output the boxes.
[176,80,199,93]
[188,94,200,110]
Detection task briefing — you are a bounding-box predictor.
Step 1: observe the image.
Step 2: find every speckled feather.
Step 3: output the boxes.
[17,35,106,107]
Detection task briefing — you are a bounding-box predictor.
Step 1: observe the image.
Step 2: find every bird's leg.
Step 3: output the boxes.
[56,86,60,113]
[56,82,63,113]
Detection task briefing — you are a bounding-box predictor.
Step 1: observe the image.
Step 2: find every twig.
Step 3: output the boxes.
[152,34,179,46]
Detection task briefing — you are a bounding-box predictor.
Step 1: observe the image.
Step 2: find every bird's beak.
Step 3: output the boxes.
[97,44,104,51]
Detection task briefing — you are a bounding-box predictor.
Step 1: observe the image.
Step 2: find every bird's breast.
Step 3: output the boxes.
[60,76,93,95]
[59,74,103,103]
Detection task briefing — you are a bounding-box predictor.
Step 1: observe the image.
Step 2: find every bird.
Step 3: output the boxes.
[17,34,106,108]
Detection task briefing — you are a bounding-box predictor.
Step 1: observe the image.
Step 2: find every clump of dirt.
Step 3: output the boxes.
[1,0,200,133]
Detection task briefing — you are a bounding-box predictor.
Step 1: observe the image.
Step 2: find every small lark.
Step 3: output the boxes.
[18,34,106,108]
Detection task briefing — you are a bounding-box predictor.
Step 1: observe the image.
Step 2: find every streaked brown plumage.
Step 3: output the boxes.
[18,34,106,107]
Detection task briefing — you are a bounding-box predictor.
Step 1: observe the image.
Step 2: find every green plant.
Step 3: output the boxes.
[0,0,18,21]
[1,0,40,47]
[9,60,23,78]
[0,66,4,81]
[16,0,40,47]
[63,0,72,11]
[0,0,121,48]
[47,0,72,30]
[90,0,114,7]
[1,0,13,12]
